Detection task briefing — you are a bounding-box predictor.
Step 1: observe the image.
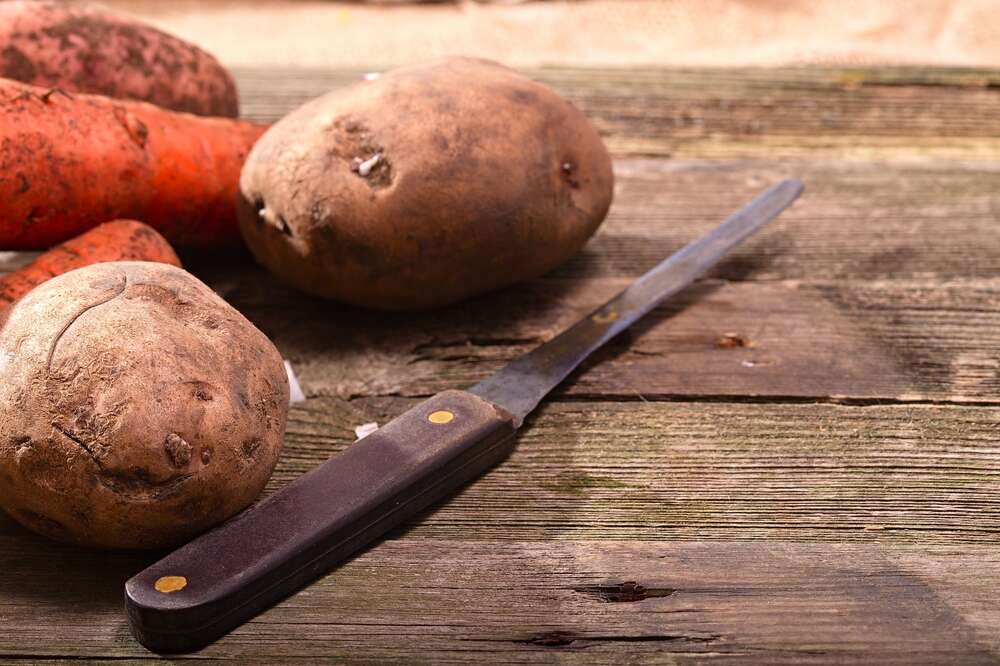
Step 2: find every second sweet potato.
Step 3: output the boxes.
[0,1,238,117]
[0,220,181,310]
[0,78,266,250]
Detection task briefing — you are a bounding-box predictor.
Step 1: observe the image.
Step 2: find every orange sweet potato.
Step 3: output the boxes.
[0,220,181,310]
[0,78,266,250]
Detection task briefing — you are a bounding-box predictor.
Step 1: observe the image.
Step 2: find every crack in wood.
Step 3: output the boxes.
[517,630,721,648]
[554,393,1000,407]
[574,580,675,602]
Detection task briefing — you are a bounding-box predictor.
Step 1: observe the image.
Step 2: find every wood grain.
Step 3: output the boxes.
[2,538,999,663]
[236,66,1000,159]
[174,269,998,403]
[1,65,998,663]
[3,398,997,545]
[282,399,1000,545]
[169,156,1000,403]
[596,159,1000,282]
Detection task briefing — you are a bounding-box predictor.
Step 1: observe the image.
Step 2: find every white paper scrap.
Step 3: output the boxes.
[354,422,379,440]
[284,360,306,403]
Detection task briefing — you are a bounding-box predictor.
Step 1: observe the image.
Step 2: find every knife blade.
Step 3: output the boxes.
[125,179,803,652]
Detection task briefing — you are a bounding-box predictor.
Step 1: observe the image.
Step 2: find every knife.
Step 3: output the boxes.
[125,179,803,652]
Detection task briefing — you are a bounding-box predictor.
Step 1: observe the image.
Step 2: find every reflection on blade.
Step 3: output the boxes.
[469,179,804,425]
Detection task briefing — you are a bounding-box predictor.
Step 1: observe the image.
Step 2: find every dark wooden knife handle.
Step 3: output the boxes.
[125,390,517,653]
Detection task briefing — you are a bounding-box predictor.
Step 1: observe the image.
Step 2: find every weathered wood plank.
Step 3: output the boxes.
[277,400,1000,544]
[4,399,996,546]
[2,538,999,663]
[2,64,998,664]
[595,159,1000,282]
[235,66,1000,159]
[181,270,998,402]
[10,257,996,402]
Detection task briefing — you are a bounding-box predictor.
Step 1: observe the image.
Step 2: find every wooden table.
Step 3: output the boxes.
[2,66,999,664]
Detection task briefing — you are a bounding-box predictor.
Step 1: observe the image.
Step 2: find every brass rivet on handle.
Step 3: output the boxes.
[154,575,188,593]
[428,410,455,425]
[592,309,617,324]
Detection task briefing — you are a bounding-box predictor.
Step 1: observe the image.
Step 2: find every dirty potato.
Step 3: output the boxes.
[238,57,614,310]
[0,262,289,549]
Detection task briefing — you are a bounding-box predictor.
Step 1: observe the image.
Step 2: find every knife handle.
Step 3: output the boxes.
[125,390,517,653]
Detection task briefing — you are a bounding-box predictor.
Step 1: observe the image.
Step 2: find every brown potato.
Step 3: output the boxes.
[238,57,613,310]
[0,1,238,117]
[0,261,289,549]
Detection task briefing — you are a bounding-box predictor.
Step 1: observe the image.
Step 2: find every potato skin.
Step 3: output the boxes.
[238,57,614,310]
[0,262,288,549]
[0,1,238,117]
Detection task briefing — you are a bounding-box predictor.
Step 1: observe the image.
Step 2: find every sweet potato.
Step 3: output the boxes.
[0,78,266,250]
[0,261,289,549]
[0,220,181,310]
[0,1,238,117]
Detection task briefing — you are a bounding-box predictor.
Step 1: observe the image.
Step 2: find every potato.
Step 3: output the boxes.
[0,261,288,549]
[238,57,613,310]
[0,1,238,117]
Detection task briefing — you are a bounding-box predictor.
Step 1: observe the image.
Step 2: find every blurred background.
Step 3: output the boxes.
[89,0,1000,69]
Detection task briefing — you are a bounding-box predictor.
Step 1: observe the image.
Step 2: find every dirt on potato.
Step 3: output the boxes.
[0,261,289,549]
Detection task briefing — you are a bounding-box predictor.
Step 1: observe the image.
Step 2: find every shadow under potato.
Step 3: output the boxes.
[179,226,784,404]
[0,514,157,610]
[184,251,585,384]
